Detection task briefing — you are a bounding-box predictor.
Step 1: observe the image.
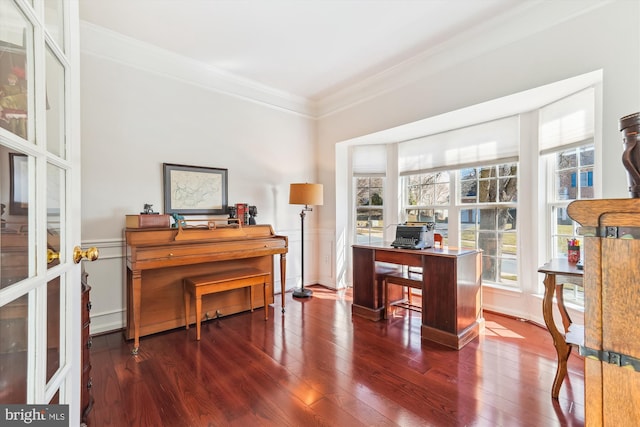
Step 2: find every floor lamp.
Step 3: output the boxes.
[289,183,323,298]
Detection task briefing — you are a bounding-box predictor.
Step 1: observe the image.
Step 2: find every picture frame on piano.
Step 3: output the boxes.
[163,163,228,215]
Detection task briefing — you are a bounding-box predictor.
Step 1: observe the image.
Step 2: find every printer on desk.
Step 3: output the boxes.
[391,223,435,249]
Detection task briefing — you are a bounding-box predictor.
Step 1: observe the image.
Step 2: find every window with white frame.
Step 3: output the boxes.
[404,172,450,244]
[540,88,596,306]
[355,177,384,244]
[459,162,519,286]
[352,145,386,245]
[399,116,520,287]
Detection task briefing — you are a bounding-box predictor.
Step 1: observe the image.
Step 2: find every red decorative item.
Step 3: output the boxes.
[567,239,580,264]
[235,203,248,225]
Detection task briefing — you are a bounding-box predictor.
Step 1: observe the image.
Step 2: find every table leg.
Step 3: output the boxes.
[542,272,571,399]
[131,270,142,355]
[280,253,286,313]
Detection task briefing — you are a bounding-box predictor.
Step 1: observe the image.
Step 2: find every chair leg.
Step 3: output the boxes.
[384,279,389,320]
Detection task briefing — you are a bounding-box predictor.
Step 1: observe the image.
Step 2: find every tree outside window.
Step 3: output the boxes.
[460,163,518,286]
[355,177,384,244]
[405,172,449,244]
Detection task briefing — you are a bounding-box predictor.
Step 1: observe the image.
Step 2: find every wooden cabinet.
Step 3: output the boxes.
[81,270,93,425]
[568,198,640,425]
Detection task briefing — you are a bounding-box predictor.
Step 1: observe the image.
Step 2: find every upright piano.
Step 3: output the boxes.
[125,223,287,353]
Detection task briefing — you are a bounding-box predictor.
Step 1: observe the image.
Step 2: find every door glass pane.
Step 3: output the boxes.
[45,46,65,158]
[46,277,61,382]
[44,0,64,51]
[0,2,33,141]
[0,293,29,403]
[47,163,64,268]
[1,151,32,289]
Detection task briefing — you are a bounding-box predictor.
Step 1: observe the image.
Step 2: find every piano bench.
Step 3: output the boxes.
[183,268,270,340]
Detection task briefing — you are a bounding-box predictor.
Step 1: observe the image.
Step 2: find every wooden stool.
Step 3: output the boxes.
[183,268,270,340]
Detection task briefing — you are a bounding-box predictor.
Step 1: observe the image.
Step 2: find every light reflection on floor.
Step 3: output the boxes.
[303,286,527,341]
[484,320,525,339]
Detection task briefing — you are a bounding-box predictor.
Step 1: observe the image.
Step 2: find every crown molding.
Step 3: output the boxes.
[79,21,315,118]
[315,0,613,119]
[80,0,613,121]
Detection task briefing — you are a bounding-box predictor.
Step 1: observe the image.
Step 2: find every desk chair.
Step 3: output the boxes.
[382,268,423,319]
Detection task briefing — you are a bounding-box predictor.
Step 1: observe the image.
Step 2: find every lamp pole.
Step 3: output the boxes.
[293,205,313,298]
[289,182,322,298]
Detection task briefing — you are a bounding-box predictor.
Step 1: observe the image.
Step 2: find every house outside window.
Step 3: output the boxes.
[549,146,594,257]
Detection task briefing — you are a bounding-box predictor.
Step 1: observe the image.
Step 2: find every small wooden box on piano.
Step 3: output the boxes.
[125,214,170,229]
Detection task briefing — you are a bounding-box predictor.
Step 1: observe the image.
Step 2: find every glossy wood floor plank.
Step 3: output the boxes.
[87,287,584,426]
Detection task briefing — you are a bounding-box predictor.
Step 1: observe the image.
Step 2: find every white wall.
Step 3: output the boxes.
[316,1,640,323]
[79,1,640,333]
[79,25,319,333]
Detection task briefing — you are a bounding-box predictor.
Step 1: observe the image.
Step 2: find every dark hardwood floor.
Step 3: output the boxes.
[87,286,584,427]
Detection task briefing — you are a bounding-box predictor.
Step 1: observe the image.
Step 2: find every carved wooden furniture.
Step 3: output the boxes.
[183,268,270,340]
[352,243,483,349]
[568,198,640,425]
[125,224,287,354]
[538,258,584,399]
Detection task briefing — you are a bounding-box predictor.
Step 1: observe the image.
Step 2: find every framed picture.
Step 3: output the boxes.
[9,152,28,215]
[163,163,228,215]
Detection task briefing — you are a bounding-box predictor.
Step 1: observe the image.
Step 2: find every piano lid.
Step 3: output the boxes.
[125,223,281,246]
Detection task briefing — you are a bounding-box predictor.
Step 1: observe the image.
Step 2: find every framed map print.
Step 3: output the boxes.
[163,163,228,215]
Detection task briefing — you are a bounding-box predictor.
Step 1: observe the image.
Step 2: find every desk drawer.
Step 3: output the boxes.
[375,250,422,267]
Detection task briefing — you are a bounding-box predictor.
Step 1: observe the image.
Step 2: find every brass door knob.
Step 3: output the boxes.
[73,246,99,264]
[47,249,60,264]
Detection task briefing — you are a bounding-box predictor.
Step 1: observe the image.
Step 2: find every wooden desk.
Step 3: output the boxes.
[352,243,483,350]
[538,258,584,399]
[125,224,287,354]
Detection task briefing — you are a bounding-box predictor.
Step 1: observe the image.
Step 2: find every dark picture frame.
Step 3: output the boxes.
[9,152,28,215]
[163,163,228,215]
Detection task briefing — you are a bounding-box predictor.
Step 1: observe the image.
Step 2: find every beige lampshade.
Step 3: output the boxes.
[289,183,323,206]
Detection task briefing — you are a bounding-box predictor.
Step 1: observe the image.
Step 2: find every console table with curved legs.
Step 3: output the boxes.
[538,258,584,399]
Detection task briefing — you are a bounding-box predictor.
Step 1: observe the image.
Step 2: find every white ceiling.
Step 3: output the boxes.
[78,0,530,102]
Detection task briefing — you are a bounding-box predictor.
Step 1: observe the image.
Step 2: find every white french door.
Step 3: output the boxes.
[0,0,81,425]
